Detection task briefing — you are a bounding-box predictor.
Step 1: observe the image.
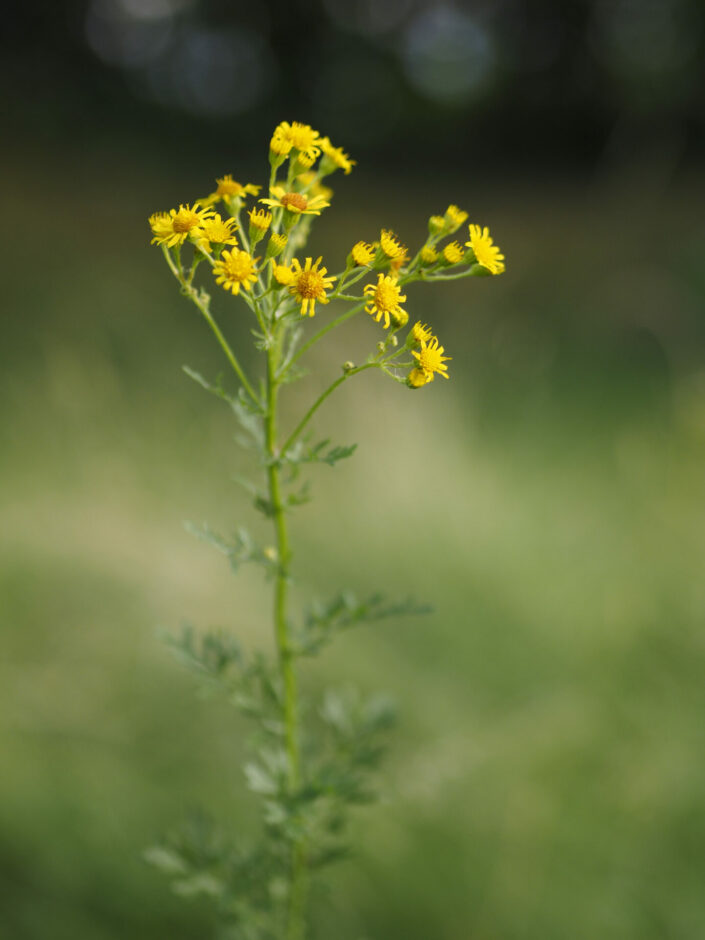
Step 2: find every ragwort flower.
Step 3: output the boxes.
[466,224,505,275]
[213,248,258,295]
[289,257,335,317]
[411,336,451,383]
[150,204,215,247]
[364,275,408,330]
[260,186,330,217]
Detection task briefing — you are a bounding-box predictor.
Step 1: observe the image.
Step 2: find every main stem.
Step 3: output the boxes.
[264,343,307,940]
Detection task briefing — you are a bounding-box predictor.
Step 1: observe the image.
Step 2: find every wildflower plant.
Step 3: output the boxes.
[146,120,505,940]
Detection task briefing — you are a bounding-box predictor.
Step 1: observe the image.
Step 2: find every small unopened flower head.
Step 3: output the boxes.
[442,241,464,265]
[150,204,215,247]
[364,274,408,330]
[407,368,433,389]
[350,241,375,266]
[342,361,355,373]
[379,229,406,261]
[428,214,446,235]
[292,149,317,173]
[213,248,258,295]
[411,336,451,382]
[194,213,238,251]
[289,257,336,317]
[420,245,439,266]
[319,136,356,175]
[272,262,295,286]
[411,321,433,346]
[248,207,272,246]
[466,224,506,275]
[444,205,468,232]
[265,232,288,259]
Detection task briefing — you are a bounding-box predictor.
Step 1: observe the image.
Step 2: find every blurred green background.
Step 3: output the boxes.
[3,1,705,938]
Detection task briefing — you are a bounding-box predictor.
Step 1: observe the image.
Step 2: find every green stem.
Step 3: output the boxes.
[281,363,378,456]
[162,246,260,405]
[264,343,306,940]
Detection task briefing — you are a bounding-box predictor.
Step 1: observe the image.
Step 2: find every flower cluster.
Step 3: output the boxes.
[149,120,506,393]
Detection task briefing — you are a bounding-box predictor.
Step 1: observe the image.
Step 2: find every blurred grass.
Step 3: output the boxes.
[2,148,705,939]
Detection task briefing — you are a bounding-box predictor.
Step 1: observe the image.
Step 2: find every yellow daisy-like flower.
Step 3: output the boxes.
[150,204,215,247]
[289,257,335,317]
[364,274,408,330]
[411,321,433,345]
[260,186,330,217]
[351,241,375,266]
[412,336,451,381]
[445,205,468,231]
[194,213,238,250]
[272,262,295,286]
[274,121,321,160]
[442,241,464,265]
[420,245,439,265]
[216,176,260,199]
[319,136,356,175]
[213,248,258,295]
[466,224,506,275]
[380,229,406,261]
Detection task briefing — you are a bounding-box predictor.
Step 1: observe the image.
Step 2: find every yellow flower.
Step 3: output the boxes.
[216,175,260,199]
[351,241,375,266]
[272,262,295,286]
[466,224,505,275]
[411,321,433,345]
[270,128,293,156]
[364,275,408,330]
[442,241,464,265]
[150,204,215,247]
[444,205,468,231]
[380,229,406,261]
[412,336,451,381]
[289,257,335,316]
[213,248,258,295]
[194,213,238,250]
[428,214,446,235]
[260,186,330,216]
[293,149,317,171]
[420,245,439,265]
[407,368,433,388]
[273,121,321,160]
[248,208,272,245]
[319,136,356,175]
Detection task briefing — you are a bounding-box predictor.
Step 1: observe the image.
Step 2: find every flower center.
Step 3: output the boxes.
[296,271,324,298]
[281,192,308,212]
[375,282,399,311]
[172,210,199,233]
[226,255,251,280]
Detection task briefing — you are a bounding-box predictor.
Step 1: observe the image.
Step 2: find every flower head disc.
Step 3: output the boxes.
[213,248,258,295]
[260,186,330,216]
[289,257,335,317]
[364,274,408,330]
[466,224,505,275]
[412,336,451,381]
[150,204,214,247]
